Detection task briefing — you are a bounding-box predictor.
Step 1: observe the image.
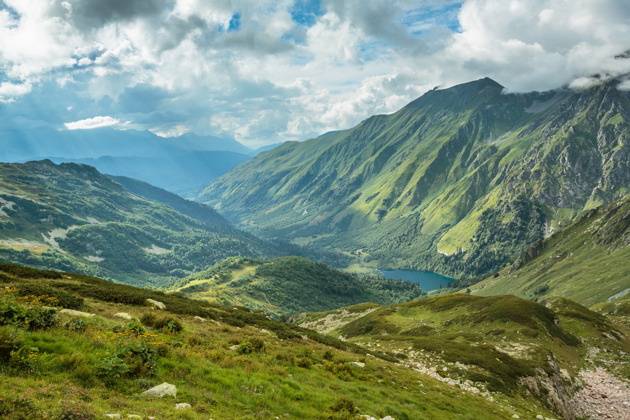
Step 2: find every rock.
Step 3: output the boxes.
[193,316,207,323]
[114,312,132,320]
[229,345,239,351]
[351,361,365,368]
[260,329,271,334]
[127,416,142,419]
[381,417,396,420]
[146,299,166,310]
[60,309,95,318]
[536,415,544,420]
[142,382,176,398]
[511,415,519,419]
[104,415,121,419]
[175,403,192,410]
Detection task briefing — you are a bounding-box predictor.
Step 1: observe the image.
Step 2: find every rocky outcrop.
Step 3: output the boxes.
[59,309,95,318]
[145,299,166,310]
[142,382,176,398]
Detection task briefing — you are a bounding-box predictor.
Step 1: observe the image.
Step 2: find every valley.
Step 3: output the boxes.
[0,77,629,420]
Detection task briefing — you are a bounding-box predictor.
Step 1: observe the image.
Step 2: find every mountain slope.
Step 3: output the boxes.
[0,160,277,286]
[170,256,425,317]
[3,261,624,419]
[293,293,630,419]
[199,77,630,279]
[469,193,630,306]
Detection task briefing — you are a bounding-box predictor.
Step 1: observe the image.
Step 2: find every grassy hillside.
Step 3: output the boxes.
[294,293,630,419]
[200,78,630,280]
[469,194,630,306]
[0,262,566,419]
[170,256,425,317]
[0,160,280,287]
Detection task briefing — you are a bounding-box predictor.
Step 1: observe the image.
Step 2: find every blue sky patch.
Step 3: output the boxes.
[290,0,325,27]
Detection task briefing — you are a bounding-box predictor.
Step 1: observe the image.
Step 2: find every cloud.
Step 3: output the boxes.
[0,0,629,148]
[64,116,121,130]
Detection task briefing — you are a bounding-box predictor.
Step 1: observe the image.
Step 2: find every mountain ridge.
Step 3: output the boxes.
[199,77,630,279]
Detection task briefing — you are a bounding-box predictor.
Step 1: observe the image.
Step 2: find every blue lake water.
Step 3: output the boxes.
[380,269,455,292]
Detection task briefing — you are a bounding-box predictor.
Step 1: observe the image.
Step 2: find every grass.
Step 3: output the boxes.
[0,262,553,419]
[295,293,630,414]
[470,194,630,306]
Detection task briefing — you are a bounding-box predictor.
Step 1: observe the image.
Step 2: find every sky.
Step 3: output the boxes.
[1,0,629,148]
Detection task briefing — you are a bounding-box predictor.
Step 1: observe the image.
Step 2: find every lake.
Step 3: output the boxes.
[380,269,455,292]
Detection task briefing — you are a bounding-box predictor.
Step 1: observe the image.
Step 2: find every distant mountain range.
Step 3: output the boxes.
[199,77,630,280]
[1,126,284,194]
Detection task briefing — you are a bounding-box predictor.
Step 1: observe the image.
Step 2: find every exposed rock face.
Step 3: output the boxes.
[142,382,176,398]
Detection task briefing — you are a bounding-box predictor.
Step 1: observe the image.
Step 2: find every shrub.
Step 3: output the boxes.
[0,291,59,330]
[64,318,88,332]
[56,400,95,420]
[16,284,83,310]
[0,325,19,363]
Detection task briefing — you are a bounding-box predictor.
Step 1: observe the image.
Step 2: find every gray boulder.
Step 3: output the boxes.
[142,382,176,398]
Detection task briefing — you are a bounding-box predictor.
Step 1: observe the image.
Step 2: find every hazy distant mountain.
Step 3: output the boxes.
[199,77,630,279]
[0,126,254,193]
[50,150,251,194]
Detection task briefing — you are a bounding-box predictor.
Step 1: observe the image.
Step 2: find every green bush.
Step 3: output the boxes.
[16,284,83,310]
[0,325,19,363]
[0,292,59,330]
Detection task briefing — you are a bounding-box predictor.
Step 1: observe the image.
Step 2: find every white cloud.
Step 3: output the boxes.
[0,81,33,102]
[64,116,121,130]
[0,0,629,148]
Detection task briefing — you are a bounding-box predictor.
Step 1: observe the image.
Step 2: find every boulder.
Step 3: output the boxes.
[142,382,176,398]
[351,361,365,368]
[146,299,166,310]
[104,415,121,419]
[114,312,132,320]
[60,309,95,318]
[193,316,207,323]
[175,403,192,410]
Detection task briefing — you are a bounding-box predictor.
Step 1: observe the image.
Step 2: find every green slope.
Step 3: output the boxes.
[0,261,568,419]
[199,77,630,279]
[469,194,630,306]
[170,256,425,317]
[293,293,630,419]
[0,160,279,287]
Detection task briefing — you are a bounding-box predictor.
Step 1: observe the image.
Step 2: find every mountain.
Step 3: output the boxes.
[468,193,630,306]
[2,126,251,161]
[0,160,279,286]
[2,126,253,194]
[51,150,251,195]
[292,293,630,420]
[170,256,425,317]
[198,77,630,279]
[1,261,585,419]
[248,142,285,156]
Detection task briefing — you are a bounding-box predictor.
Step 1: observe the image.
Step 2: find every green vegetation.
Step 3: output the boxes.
[0,261,567,419]
[470,193,630,306]
[0,160,347,287]
[200,78,630,280]
[171,256,425,317]
[294,293,630,417]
